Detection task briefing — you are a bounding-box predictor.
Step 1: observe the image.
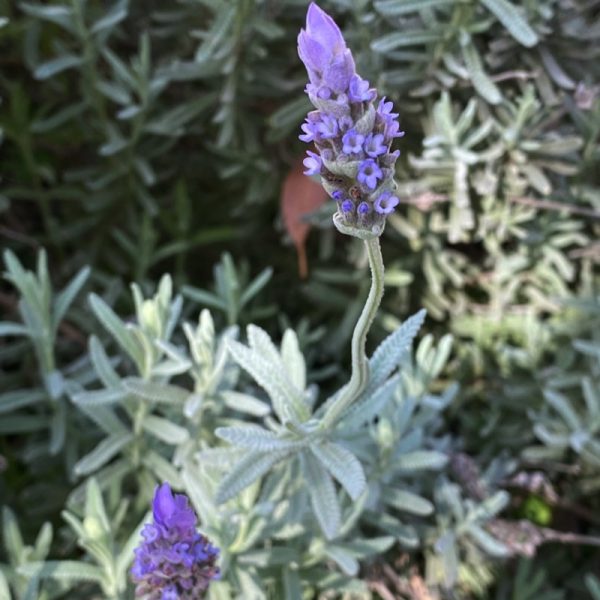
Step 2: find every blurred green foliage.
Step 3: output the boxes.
[1,0,599,598]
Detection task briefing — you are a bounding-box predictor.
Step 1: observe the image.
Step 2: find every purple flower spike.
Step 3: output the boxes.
[342,129,365,155]
[132,483,219,600]
[364,133,387,158]
[357,159,383,190]
[303,150,322,175]
[298,3,356,94]
[374,190,399,215]
[297,3,403,234]
[348,75,375,103]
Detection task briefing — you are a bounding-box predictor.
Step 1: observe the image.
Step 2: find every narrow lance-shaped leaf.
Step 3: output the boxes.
[480,0,538,47]
[122,377,189,405]
[17,561,104,583]
[74,431,133,476]
[89,294,143,367]
[466,524,510,557]
[367,310,426,391]
[215,426,302,451]
[384,488,434,515]
[53,266,90,330]
[310,441,366,500]
[227,340,303,424]
[302,451,341,540]
[460,33,502,105]
[216,450,288,504]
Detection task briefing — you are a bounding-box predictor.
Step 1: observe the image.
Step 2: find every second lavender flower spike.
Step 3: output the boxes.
[298,2,404,238]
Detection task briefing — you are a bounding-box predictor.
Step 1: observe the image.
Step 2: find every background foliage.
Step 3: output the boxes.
[1,0,599,598]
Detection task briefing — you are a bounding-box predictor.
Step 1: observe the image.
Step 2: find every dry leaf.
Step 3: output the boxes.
[281,159,328,278]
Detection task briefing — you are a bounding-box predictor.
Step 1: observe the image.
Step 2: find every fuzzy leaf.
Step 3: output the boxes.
[342,374,400,430]
[18,561,103,583]
[384,489,434,515]
[215,426,301,451]
[53,266,90,328]
[71,387,126,407]
[281,329,306,391]
[324,546,359,576]
[216,451,288,504]
[310,442,366,500]
[73,431,133,476]
[544,389,581,430]
[374,0,455,15]
[395,450,448,472]
[368,310,426,391]
[227,340,305,424]
[469,491,510,521]
[142,415,189,445]
[0,389,46,414]
[0,321,29,336]
[89,294,143,367]
[221,391,271,416]
[466,524,510,557]
[89,335,121,388]
[302,452,341,540]
[122,377,189,405]
[460,35,502,104]
[480,0,538,47]
[34,55,82,80]
[371,30,440,53]
[2,507,24,561]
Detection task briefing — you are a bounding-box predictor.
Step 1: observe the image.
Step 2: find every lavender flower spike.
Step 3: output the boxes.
[131,482,220,600]
[298,3,403,238]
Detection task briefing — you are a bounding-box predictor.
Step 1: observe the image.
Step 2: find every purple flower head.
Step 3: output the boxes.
[374,190,399,215]
[364,133,387,158]
[132,483,219,600]
[303,150,322,175]
[342,129,365,155]
[357,159,383,190]
[315,113,338,139]
[298,3,356,94]
[348,75,376,103]
[297,3,403,235]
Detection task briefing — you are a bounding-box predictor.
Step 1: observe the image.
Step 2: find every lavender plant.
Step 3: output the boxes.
[2,2,599,599]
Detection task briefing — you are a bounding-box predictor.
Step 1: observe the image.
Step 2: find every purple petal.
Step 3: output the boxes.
[374,191,399,215]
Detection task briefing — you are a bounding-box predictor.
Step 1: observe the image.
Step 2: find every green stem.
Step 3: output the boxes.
[322,236,385,429]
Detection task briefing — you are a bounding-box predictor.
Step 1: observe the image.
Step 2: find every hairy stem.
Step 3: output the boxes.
[322,236,385,428]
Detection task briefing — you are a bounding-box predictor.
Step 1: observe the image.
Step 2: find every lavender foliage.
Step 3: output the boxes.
[298,3,403,236]
[131,483,219,600]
